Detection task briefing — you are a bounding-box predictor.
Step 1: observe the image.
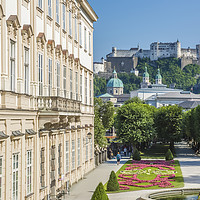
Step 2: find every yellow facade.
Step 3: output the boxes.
[0,0,97,199]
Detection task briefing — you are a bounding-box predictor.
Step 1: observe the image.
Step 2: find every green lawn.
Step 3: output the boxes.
[141,143,175,159]
[105,144,184,193]
[105,160,184,193]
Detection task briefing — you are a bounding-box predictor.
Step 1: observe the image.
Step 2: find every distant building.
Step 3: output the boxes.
[97,70,130,107]
[130,67,183,107]
[94,41,200,75]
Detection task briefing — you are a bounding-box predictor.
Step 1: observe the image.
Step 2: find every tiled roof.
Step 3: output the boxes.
[179,101,200,109]
[97,93,114,98]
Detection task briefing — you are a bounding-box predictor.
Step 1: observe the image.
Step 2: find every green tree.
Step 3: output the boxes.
[94,98,115,147]
[94,98,106,147]
[91,182,109,200]
[107,171,119,191]
[132,149,141,161]
[124,97,144,105]
[165,149,174,161]
[94,75,107,96]
[116,103,155,147]
[154,105,183,149]
[101,101,115,130]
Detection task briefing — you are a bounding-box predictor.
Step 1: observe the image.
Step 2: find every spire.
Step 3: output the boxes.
[113,67,117,78]
[156,67,162,84]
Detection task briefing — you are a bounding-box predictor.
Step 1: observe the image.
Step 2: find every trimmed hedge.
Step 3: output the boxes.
[165,149,174,161]
[91,182,109,200]
[133,149,141,161]
[107,171,119,191]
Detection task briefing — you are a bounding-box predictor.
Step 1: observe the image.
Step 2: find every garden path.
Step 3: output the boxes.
[63,157,129,200]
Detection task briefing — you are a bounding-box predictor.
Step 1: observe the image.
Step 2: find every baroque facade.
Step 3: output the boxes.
[0,0,97,200]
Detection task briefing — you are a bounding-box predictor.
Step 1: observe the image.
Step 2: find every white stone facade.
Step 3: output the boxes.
[0,0,97,200]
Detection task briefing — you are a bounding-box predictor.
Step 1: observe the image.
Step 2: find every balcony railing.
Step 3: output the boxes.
[37,96,81,113]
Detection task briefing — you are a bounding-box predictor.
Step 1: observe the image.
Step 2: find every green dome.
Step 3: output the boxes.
[107,78,124,88]
[143,66,149,78]
[156,69,162,79]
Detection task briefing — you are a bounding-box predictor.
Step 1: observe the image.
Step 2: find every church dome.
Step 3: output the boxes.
[156,69,162,79]
[107,70,124,88]
[143,66,149,78]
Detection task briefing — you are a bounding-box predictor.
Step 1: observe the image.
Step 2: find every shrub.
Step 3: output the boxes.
[165,149,174,161]
[107,171,119,191]
[91,182,109,200]
[132,149,141,161]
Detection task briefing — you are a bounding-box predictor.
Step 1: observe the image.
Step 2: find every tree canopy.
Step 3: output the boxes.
[94,98,115,147]
[116,103,155,146]
[154,105,183,148]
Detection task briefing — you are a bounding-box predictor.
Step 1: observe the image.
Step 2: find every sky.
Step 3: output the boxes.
[87,0,200,62]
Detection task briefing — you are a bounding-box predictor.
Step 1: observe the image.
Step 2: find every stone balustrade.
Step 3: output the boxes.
[37,96,81,113]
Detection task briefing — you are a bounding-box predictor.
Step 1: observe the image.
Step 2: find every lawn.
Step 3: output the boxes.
[105,144,184,193]
[141,143,174,159]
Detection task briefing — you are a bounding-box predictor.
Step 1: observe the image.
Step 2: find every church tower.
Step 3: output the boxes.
[141,66,150,88]
[156,69,162,84]
[143,66,150,84]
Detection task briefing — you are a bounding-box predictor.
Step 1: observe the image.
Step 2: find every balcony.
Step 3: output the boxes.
[37,96,81,113]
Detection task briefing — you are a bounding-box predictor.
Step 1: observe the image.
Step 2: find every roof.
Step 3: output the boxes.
[136,87,182,93]
[143,66,149,78]
[97,93,114,98]
[179,101,200,109]
[107,78,123,88]
[107,50,138,58]
[157,92,200,99]
[0,131,9,139]
[156,69,162,79]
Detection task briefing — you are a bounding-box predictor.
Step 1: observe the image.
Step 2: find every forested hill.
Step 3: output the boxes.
[94,57,200,97]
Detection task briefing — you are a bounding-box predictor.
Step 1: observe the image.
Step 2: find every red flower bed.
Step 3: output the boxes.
[118,160,176,190]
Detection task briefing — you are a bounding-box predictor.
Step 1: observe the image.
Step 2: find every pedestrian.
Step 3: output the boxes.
[124,147,127,156]
[116,152,121,165]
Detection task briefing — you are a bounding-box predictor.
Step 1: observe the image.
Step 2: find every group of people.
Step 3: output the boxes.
[108,145,131,165]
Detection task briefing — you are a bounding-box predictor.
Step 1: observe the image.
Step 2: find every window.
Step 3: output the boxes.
[48,59,52,96]
[63,66,67,98]
[85,77,87,104]
[86,137,88,161]
[76,72,78,100]
[38,0,42,9]
[38,54,43,96]
[89,32,91,54]
[57,62,60,96]
[56,0,59,24]
[48,0,51,17]
[90,138,93,159]
[72,140,75,170]
[79,23,82,46]
[10,40,15,92]
[80,75,82,101]
[69,10,72,36]
[78,138,81,166]
[75,16,77,41]
[40,148,45,188]
[84,27,87,50]
[24,48,29,94]
[62,4,65,30]
[65,141,69,173]
[0,157,2,200]
[90,80,92,105]
[27,150,32,195]
[70,69,73,99]
[12,154,19,200]
[58,144,61,175]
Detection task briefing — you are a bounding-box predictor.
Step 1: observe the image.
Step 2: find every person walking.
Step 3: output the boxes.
[116,152,121,165]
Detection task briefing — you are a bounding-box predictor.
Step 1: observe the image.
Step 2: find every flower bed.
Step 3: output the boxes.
[117,160,182,191]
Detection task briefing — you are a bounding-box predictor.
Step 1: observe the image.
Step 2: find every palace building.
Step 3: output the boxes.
[0,0,97,199]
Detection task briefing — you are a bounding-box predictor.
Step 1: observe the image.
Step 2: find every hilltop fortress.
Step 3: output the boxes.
[94,41,200,77]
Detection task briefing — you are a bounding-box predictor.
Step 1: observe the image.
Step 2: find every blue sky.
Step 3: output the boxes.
[88,0,200,62]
